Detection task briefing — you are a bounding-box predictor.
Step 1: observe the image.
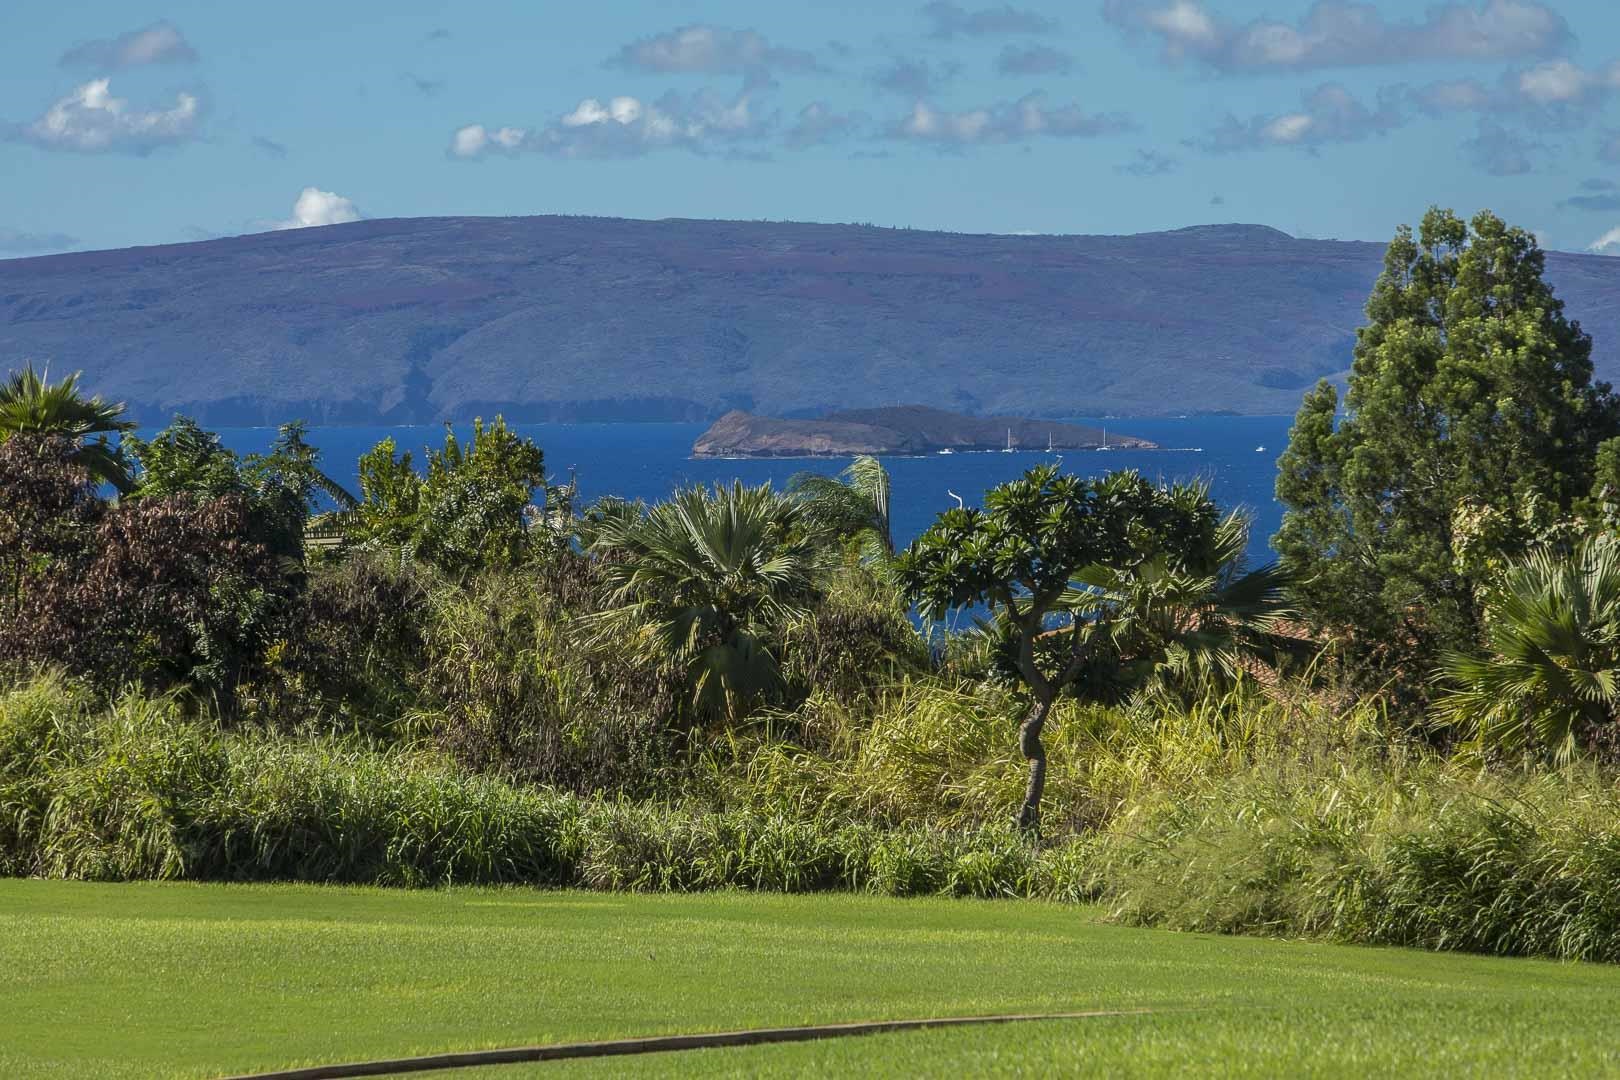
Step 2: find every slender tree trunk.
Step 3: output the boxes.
[1015,694,1053,834]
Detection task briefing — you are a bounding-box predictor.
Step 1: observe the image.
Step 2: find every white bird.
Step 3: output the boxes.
[947,489,964,509]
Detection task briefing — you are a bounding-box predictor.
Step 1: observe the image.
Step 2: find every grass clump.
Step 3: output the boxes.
[0,674,1093,899]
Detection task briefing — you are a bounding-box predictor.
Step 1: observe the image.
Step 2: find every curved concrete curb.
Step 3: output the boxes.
[222,1007,1170,1079]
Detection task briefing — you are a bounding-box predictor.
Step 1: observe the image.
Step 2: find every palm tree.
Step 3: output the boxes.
[1435,536,1620,764]
[0,365,135,491]
[586,481,823,721]
[1061,484,1299,703]
[786,454,893,558]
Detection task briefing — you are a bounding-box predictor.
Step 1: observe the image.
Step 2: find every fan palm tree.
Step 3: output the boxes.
[1435,536,1620,764]
[1061,483,1299,703]
[0,365,135,491]
[786,454,893,559]
[587,481,824,721]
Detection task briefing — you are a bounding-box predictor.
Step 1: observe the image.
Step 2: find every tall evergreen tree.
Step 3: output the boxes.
[1275,208,1620,691]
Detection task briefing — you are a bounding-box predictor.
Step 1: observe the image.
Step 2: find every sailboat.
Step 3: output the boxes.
[1046,432,1055,453]
[1001,428,1015,453]
[1097,427,1113,451]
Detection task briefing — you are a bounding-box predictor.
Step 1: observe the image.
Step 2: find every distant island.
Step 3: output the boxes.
[692,405,1156,458]
[8,214,1620,425]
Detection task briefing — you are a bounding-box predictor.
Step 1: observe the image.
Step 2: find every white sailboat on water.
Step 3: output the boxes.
[1097,426,1113,451]
[1001,428,1015,453]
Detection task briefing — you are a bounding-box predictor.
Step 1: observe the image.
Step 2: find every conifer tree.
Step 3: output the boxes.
[1275,208,1620,691]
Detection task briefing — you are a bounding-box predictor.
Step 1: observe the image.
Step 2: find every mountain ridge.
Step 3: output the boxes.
[4,213,1618,425]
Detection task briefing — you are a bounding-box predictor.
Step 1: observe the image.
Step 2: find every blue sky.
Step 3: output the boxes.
[4,0,1620,256]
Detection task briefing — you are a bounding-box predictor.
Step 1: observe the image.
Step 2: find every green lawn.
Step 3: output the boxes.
[4,881,1619,1078]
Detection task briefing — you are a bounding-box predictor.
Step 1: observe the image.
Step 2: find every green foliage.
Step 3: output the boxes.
[1434,536,1620,763]
[778,559,930,709]
[1276,208,1620,695]
[0,437,101,629]
[1063,488,1300,706]
[348,419,545,577]
[128,418,353,561]
[1100,761,1620,963]
[352,436,422,546]
[787,455,894,558]
[896,465,1260,829]
[0,365,134,491]
[587,481,825,722]
[238,552,434,733]
[0,675,1089,897]
[412,562,681,795]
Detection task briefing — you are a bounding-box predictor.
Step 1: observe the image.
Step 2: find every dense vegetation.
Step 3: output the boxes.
[7,208,1620,966]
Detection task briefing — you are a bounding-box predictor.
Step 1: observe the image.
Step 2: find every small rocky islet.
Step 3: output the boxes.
[691,405,1156,458]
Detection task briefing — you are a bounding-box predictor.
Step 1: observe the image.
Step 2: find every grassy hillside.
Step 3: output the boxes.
[7,215,1615,424]
[5,881,1619,1078]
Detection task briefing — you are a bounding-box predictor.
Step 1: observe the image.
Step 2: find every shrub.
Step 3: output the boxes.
[239,552,434,733]
[413,564,682,795]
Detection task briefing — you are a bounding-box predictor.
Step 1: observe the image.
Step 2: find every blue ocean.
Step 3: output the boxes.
[209,415,1297,562]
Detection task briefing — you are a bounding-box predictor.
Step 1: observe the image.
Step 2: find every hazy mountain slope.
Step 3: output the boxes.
[3,215,1618,424]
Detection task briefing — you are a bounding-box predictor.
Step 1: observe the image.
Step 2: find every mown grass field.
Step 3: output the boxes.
[4,880,1620,1079]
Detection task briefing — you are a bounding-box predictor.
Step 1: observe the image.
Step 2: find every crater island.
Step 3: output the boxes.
[691,405,1156,458]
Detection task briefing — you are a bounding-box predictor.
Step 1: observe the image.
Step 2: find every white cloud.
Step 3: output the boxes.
[1588,226,1620,254]
[887,93,1132,146]
[1515,58,1620,106]
[1200,83,1400,152]
[448,124,528,159]
[275,188,364,230]
[8,79,201,154]
[451,87,772,160]
[606,25,820,74]
[1104,0,1571,72]
[59,21,198,69]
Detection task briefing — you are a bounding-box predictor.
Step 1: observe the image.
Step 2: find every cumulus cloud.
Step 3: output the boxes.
[275,188,364,230]
[1199,83,1400,152]
[59,20,198,69]
[1103,0,1570,72]
[1587,226,1620,254]
[887,93,1132,146]
[869,57,962,96]
[0,227,79,255]
[922,2,1058,39]
[7,79,201,154]
[1118,148,1177,175]
[450,87,772,160]
[1399,59,1620,130]
[606,25,820,75]
[1461,120,1545,175]
[1513,58,1620,107]
[995,45,1076,75]
[448,123,528,159]
[784,102,863,148]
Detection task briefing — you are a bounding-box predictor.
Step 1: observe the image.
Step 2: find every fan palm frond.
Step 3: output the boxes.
[1436,536,1620,764]
[0,364,135,491]
[586,480,823,721]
